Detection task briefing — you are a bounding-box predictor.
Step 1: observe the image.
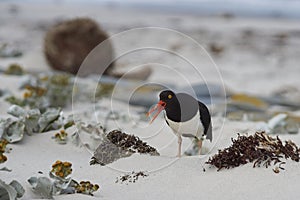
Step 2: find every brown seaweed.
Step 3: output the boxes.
[115,171,149,184]
[90,130,159,166]
[206,132,300,172]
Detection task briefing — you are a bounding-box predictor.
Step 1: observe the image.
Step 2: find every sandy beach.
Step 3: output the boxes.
[1,1,300,199]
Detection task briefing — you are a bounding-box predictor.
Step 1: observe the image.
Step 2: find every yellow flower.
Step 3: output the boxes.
[63,162,72,167]
[23,91,32,98]
[0,154,7,163]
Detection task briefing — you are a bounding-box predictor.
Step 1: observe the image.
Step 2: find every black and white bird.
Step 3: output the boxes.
[147,90,212,157]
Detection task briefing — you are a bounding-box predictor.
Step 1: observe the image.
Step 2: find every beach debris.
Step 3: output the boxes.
[0,139,9,164]
[273,166,280,173]
[73,122,106,150]
[113,66,153,80]
[52,130,68,144]
[273,32,289,45]
[0,105,74,143]
[256,86,300,110]
[206,132,300,172]
[256,113,287,133]
[219,12,235,19]
[115,171,149,184]
[28,160,99,198]
[111,81,227,108]
[227,111,300,134]
[266,113,287,130]
[260,96,300,110]
[90,129,159,166]
[0,43,23,58]
[228,93,268,112]
[225,90,300,119]
[272,86,300,100]
[0,179,25,200]
[77,75,226,108]
[4,64,25,76]
[0,167,12,172]
[44,17,114,76]
[285,119,299,134]
[227,111,270,121]
[209,43,225,55]
[256,113,299,134]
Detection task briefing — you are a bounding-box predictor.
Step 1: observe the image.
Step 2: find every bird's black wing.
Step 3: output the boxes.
[198,101,212,142]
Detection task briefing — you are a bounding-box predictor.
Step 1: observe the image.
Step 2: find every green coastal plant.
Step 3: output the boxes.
[0,105,74,143]
[0,139,8,164]
[5,73,73,110]
[0,179,25,200]
[28,160,100,198]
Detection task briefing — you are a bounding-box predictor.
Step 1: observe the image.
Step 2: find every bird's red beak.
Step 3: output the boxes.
[146,100,166,124]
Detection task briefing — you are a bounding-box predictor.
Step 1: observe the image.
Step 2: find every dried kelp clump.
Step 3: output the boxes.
[206,132,300,172]
[91,130,159,166]
[107,130,159,155]
[115,171,149,184]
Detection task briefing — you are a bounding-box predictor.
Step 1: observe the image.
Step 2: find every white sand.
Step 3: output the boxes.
[1,1,300,200]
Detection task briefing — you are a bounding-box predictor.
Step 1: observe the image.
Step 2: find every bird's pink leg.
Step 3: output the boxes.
[177,136,182,157]
[197,139,203,155]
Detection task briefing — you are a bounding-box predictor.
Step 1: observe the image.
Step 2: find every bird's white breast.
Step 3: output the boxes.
[165,110,203,138]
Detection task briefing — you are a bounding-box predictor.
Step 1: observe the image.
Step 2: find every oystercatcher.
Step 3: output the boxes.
[147,90,212,157]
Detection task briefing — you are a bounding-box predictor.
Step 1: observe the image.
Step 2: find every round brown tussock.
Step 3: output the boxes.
[44,17,114,76]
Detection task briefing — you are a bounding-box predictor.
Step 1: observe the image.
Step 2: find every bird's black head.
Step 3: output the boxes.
[159,90,177,108]
[148,89,199,123]
[158,90,199,122]
[147,90,179,123]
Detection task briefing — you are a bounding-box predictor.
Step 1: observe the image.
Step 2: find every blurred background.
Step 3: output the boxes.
[1,0,300,125]
[1,0,300,90]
